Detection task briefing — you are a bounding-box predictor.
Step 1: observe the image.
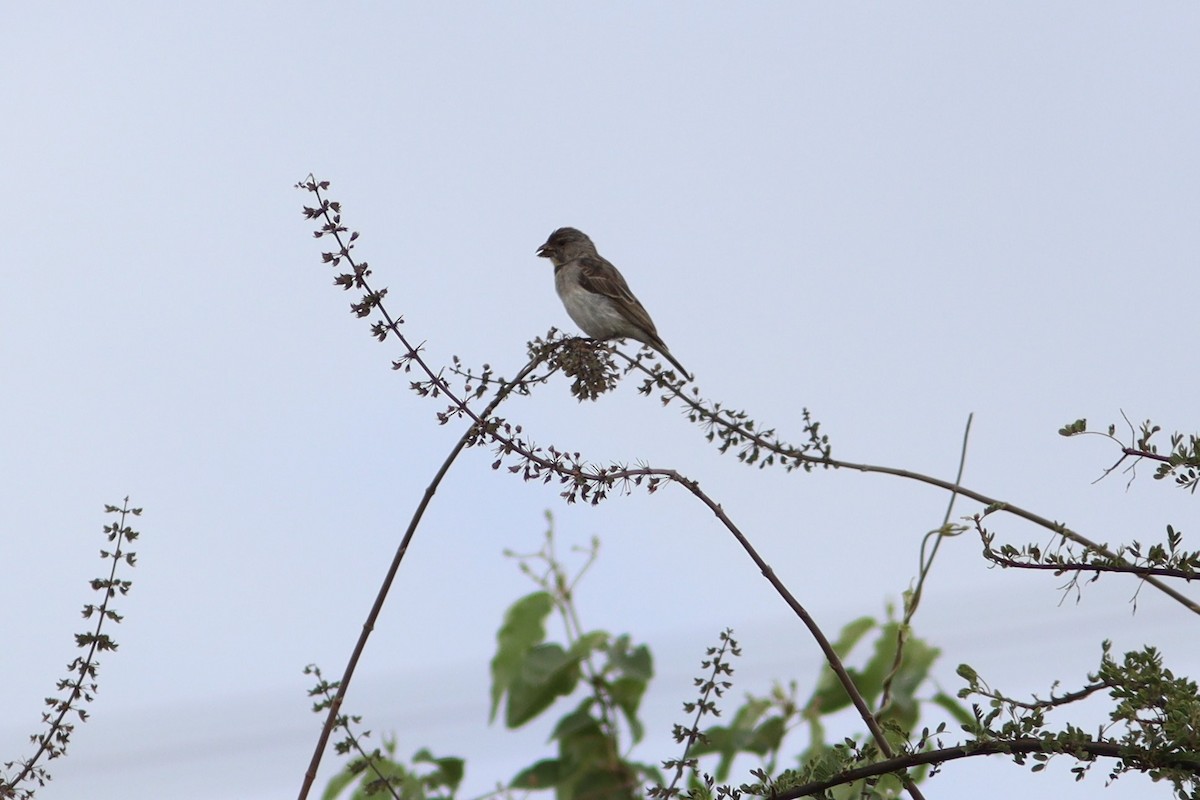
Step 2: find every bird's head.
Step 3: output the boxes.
[536,227,594,265]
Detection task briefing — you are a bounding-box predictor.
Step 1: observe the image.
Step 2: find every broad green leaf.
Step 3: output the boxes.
[730,697,771,732]
[746,715,786,755]
[556,714,610,777]
[853,621,902,706]
[608,636,654,682]
[511,758,562,789]
[609,676,648,743]
[490,591,554,722]
[523,642,573,683]
[505,643,580,728]
[806,616,877,714]
[350,761,415,800]
[693,699,775,783]
[626,759,665,786]
[551,702,600,741]
[319,764,359,800]
[880,635,939,731]
[830,616,878,658]
[563,765,637,800]
[412,748,465,792]
[568,630,610,661]
[688,723,732,758]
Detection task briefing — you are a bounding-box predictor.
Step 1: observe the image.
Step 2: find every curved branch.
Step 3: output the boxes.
[623,357,1200,616]
[296,353,547,800]
[297,179,924,800]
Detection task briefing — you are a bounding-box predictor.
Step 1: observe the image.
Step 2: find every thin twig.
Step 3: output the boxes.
[297,354,547,800]
[670,475,927,800]
[972,679,1113,712]
[877,413,973,718]
[624,360,1200,616]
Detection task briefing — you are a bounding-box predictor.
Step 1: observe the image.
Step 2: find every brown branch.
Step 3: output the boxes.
[1123,447,1172,465]
[769,736,1200,800]
[981,549,1198,582]
[624,358,1200,616]
[297,179,924,800]
[973,680,1113,712]
[296,353,545,800]
[670,474,925,800]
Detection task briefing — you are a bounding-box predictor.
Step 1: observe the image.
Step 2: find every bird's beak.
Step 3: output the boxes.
[536,243,551,258]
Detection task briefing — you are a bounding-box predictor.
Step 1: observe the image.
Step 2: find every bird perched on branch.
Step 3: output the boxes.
[536,227,691,380]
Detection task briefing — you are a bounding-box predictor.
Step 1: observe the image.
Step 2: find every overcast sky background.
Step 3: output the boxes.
[3,4,1199,799]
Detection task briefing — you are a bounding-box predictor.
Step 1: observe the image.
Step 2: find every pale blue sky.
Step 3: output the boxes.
[3,4,1199,799]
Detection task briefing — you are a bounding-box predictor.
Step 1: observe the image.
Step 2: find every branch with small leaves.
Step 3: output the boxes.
[1060,415,1200,493]
[976,514,1200,589]
[617,359,1200,616]
[1,500,141,800]
[295,177,926,800]
[304,664,403,800]
[652,629,741,799]
[952,642,1200,798]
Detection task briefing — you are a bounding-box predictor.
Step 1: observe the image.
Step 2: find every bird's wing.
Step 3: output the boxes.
[575,254,660,336]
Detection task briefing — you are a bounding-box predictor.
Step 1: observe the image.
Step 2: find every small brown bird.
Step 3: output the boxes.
[536,227,691,380]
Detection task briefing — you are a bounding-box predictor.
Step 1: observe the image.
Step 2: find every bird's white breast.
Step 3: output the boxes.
[555,262,631,340]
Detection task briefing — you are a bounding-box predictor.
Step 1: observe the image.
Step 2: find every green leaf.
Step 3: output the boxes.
[608,636,654,682]
[693,698,773,781]
[551,702,599,741]
[319,764,359,800]
[747,715,786,754]
[524,642,573,683]
[568,630,609,661]
[511,758,562,789]
[730,697,771,733]
[412,749,465,793]
[564,766,637,800]
[555,712,618,798]
[807,617,878,714]
[609,676,648,743]
[853,622,903,707]
[490,591,554,722]
[689,723,733,758]
[506,643,581,727]
[831,616,877,658]
[880,635,940,731]
[1058,418,1087,436]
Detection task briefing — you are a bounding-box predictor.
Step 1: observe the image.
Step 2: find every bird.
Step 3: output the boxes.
[536,227,691,380]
